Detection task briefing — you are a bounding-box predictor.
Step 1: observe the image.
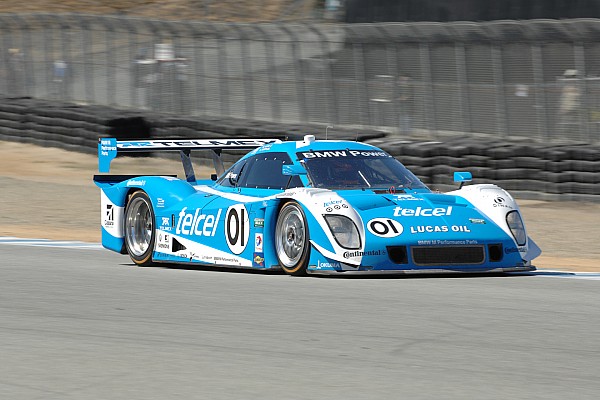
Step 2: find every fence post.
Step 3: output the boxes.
[104,17,116,106]
[38,15,53,99]
[235,24,254,120]
[419,42,436,138]
[353,41,369,127]
[214,26,228,118]
[280,24,306,123]
[1,16,20,96]
[531,43,549,141]
[0,16,11,95]
[60,20,73,101]
[13,15,34,97]
[263,25,281,122]
[455,43,471,133]
[80,16,95,103]
[192,22,208,117]
[574,43,589,142]
[491,43,508,138]
[315,25,339,125]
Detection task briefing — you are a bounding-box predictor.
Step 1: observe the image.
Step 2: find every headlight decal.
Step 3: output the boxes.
[506,210,526,246]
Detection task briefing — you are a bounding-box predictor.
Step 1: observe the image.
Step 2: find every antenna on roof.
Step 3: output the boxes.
[326,125,333,140]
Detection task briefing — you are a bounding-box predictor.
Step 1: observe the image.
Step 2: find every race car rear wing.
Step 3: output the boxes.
[98,137,281,182]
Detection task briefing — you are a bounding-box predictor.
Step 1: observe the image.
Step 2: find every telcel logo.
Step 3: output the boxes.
[393,206,452,217]
[176,207,221,236]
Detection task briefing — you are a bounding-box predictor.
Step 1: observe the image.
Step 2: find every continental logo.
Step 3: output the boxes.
[343,249,385,258]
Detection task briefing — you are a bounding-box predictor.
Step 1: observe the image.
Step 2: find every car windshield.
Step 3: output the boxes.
[297,150,428,190]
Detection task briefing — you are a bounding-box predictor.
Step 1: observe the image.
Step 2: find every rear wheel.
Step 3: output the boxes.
[275,201,310,276]
[124,191,155,266]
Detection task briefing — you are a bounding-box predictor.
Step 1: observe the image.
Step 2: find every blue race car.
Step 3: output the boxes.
[94,135,541,275]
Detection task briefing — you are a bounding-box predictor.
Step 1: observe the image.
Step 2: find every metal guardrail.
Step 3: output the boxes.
[1,14,600,144]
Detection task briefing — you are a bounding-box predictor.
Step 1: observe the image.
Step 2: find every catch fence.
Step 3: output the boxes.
[2,14,600,143]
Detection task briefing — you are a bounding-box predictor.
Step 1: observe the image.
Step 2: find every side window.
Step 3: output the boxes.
[216,159,247,188]
[242,152,303,190]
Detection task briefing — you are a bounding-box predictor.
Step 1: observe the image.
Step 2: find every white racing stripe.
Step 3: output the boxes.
[509,270,600,280]
[0,237,104,250]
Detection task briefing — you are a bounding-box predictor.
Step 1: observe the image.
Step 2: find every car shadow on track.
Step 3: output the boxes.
[119,262,538,279]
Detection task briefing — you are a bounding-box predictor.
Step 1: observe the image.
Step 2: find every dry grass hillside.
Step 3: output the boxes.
[0,0,317,21]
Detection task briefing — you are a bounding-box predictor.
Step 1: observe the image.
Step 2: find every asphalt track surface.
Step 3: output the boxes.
[1,242,600,400]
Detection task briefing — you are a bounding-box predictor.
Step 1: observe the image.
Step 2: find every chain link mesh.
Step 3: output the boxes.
[1,14,599,143]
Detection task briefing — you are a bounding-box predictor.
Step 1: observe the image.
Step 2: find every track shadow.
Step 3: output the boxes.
[119,261,537,279]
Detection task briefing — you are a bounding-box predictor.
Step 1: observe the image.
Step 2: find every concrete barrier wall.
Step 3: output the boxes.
[0,97,598,202]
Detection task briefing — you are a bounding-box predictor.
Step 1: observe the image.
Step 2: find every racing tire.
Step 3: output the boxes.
[124,191,155,267]
[275,201,310,276]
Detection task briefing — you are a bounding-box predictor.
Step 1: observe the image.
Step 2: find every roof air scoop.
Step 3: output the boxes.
[303,135,316,145]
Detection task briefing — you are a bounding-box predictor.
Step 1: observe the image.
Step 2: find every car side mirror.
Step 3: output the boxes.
[282,164,307,176]
[454,171,472,189]
[211,173,218,181]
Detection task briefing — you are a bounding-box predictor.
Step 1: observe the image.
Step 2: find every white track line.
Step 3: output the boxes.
[519,270,600,280]
[0,237,104,250]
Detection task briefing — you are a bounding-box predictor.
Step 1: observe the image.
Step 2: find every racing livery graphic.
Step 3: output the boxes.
[94,135,541,275]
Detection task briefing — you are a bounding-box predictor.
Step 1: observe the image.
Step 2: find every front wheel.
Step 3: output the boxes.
[275,201,310,276]
[124,190,155,266]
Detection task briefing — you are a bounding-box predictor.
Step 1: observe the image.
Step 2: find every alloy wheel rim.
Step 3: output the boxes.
[276,207,305,267]
[126,197,152,257]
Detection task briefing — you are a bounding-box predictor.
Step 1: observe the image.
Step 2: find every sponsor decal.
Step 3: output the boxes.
[161,217,170,226]
[300,150,389,159]
[469,218,486,224]
[255,233,263,252]
[417,239,479,245]
[226,204,250,255]
[316,260,342,269]
[157,198,165,208]
[393,206,452,217]
[367,218,403,238]
[214,255,240,264]
[254,218,264,228]
[343,249,386,258]
[323,201,348,212]
[156,233,170,250]
[323,199,344,208]
[175,207,221,237]
[410,225,471,233]
[118,139,278,149]
[104,204,114,227]
[493,196,513,209]
[100,139,117,155]
[505,246,527,254]
[394,195,421,201]
[126,179,146,187]
[225,172,238,180]
[253,252,265,267]
[258,144,273,152]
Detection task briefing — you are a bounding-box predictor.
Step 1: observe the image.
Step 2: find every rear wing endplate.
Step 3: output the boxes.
[98,138,281,182]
